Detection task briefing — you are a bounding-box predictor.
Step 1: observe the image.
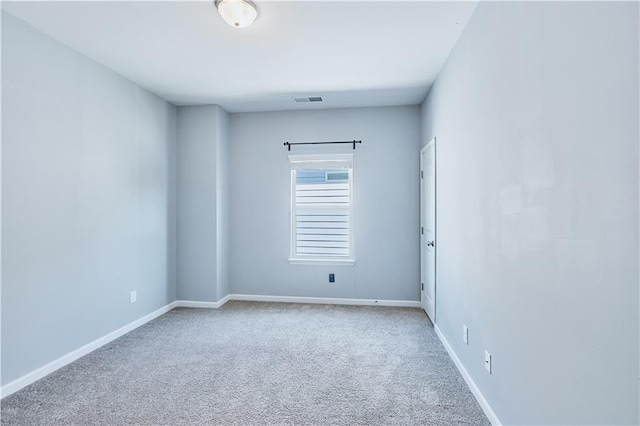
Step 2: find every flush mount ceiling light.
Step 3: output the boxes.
[215,0,258,29]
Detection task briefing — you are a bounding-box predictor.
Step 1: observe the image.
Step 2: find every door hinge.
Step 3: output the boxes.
[421,283,424,291]
[421,226,424,235]
[421,170,424,179]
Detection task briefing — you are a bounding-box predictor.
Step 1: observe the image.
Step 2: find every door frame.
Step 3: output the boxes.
[420,137,437,323]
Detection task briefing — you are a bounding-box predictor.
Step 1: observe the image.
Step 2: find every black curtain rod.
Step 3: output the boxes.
[284,140,362,151]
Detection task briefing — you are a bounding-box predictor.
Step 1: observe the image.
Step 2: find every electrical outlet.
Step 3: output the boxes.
[463,325,468,345]
[329,273,335,283]
[130,291,137,304]
[485,350,492,374]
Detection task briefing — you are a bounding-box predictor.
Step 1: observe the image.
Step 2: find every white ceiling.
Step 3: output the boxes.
[2,1,478,112]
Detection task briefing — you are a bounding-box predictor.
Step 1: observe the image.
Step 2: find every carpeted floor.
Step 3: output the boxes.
[1,302,490,425]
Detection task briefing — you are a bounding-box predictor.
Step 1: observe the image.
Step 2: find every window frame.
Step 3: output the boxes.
[288,153,355,266]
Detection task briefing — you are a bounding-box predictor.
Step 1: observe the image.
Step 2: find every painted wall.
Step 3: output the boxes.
[176,105,229,302]
[421,2,639,424]
[229,106,421,301]
[1,12,178,385]
[216,107,230,300]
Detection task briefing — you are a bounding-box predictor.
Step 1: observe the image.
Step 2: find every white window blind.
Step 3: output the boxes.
[289,154,354,264]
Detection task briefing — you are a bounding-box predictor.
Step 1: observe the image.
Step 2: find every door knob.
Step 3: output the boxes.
[427,241,435,247]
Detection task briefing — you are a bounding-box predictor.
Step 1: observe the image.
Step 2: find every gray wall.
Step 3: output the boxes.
[176,105,229,302]
[216,107,230,300]
[229,106,421,300]
[1,12,178,385]
[421,2,639,424]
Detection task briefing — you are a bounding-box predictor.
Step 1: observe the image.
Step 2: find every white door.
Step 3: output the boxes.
[420,138,436,322]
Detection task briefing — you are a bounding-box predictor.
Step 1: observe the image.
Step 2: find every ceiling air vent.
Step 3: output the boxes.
[293,96,323,103]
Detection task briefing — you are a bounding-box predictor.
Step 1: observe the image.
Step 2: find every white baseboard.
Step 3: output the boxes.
[175,294,419,308]
[176,294,230,309]
[1,301,178,399]
[227,293,421,308]
[434,324,501,425]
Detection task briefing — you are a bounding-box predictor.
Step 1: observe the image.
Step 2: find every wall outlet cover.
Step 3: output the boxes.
[130,291,137,304]
[485,350,492,374]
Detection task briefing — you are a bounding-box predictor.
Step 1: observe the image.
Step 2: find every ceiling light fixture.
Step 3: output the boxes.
[215,0,258,29]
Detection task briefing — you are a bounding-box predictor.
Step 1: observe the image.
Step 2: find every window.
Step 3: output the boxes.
[289,154,354,264]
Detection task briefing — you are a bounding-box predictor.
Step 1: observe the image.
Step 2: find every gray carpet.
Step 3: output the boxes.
[1,302,490,425]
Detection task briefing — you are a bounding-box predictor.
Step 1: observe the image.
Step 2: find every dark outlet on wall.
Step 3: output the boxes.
[329,273,335,283]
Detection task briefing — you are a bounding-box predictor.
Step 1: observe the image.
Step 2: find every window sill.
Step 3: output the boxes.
[289,258,355,266]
